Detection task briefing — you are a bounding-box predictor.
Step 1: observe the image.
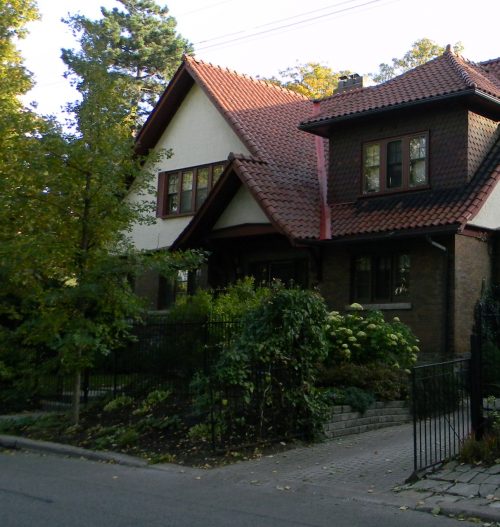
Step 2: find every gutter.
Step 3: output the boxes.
[312,101,331,240]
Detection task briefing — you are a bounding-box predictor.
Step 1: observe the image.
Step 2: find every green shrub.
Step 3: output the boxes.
[342,387,375,414]
[103,395,134,413]
[195,284,330,440]
[132,389,172,416]
[482,340,500,397]
[318,362,409,401]
[326,306,419,370]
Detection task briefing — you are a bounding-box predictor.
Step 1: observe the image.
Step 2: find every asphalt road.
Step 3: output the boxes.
[0,449,477,527]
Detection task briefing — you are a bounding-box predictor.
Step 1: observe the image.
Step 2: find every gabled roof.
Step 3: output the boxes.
[172,153,321,249]
[138,55,323,241]
[328,135,500,240]
[481,57,500,80]
[302,49,500,131]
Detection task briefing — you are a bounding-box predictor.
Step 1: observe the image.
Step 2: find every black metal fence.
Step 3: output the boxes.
[411,358,473,474]
[411,300,490,476]
[38,316,241,406]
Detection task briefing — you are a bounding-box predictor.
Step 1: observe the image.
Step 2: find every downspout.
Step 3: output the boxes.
[426,236,451,355]
[312,101,331,240]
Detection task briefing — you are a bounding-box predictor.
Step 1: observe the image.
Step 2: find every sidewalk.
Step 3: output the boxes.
[3,418,500,523]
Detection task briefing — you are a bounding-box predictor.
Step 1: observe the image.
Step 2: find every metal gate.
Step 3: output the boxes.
[411,312,484,476]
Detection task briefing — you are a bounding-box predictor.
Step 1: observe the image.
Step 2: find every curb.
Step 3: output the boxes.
[418,501,500,523]
[0,434,148,468]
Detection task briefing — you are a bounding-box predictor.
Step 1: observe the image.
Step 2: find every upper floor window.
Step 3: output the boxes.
[362,133,428,194]
[157,162,225,217]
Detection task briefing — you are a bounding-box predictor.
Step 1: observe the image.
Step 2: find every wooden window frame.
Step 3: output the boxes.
[361,132,429,195]
[351,253,410,304]
[157,161,226,217]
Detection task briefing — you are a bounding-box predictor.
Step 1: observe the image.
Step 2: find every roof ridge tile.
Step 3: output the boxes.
[184,53,309,100]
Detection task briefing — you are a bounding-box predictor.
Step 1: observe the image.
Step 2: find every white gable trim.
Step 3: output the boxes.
[469,180,500,230]
[214,185,270,230]
[127,83,250,251]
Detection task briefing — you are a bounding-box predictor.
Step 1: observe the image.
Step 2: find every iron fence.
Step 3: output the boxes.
[411,358,473,474]
[37,316,241,406]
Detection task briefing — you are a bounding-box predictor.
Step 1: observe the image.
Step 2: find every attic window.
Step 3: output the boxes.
[157,162,226,217]
[362,133,428,194]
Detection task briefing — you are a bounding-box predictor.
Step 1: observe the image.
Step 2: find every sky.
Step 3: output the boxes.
[18,0,500,117]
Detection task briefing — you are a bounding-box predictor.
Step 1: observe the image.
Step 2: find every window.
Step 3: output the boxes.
[157,162,226,217]
[248,259,309,288]
[362,133,428,194]
[352,253,410,303]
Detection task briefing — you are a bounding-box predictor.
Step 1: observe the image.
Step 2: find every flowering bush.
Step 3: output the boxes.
[325,305,419,372]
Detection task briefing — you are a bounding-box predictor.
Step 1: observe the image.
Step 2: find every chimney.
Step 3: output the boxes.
[336,73,373,94]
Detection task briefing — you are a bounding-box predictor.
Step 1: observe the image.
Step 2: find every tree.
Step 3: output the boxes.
[0,1,204,422]
[372,38,464,83]
[266,62,351,99]
[62,0,192,125]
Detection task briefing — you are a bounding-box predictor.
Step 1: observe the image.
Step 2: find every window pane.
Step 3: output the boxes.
[374,256,392,300]
[394,254,410,298]
[410,136,427,187]
[354,256,371,301]
[387,140,402,188]
[180,171,193,213]
[213,164,224,184]
[175,270,189,299]
[167,174,178,214]
[363,144,380,193]
[196,168,209,209]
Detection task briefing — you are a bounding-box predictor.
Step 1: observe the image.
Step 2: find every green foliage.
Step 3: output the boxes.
[372,38,464,83]
[167,277,270,322]
[342,387,375,414]
[62,0,191,124]
[266,62,351,99]
[132,389,172,416]
[211,277,271,319]
[326,306,419,371]
[318,362,409,401]
[103,395,134,413]
[0,0,205,422]
[195,285,330,440]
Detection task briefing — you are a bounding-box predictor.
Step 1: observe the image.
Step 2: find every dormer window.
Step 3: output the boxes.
[362,133,428,194]
[157,162,225,217]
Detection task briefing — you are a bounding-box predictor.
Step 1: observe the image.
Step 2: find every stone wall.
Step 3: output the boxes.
[324,401,411,438]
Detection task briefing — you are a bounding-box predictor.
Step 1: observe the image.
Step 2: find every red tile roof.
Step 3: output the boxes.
[481,57,500,81]
[183,56,322,239]
[329,136,500,239]
[303,50,500,128]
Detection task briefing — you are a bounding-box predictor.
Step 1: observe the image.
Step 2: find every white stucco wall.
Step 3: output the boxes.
[214,185,270,230]
[469,180,500,230]
[128,83,250,251]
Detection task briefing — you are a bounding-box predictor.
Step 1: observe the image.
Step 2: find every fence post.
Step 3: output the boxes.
[470,304,484,441]
[204,319,216,451]
[412,367,418,474]
[113,350,118,398]
[83,370,90,405]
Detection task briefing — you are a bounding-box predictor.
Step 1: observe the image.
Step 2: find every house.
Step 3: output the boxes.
[131,49,500,360]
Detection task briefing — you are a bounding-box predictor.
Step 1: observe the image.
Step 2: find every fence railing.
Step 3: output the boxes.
[37,316,241,406]
[411,358,473,475]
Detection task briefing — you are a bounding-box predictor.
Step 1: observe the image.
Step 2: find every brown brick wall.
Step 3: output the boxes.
[453,234,492,356]
[328,105,470,204]
[468,112,499,179]
[318,237,451,360]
